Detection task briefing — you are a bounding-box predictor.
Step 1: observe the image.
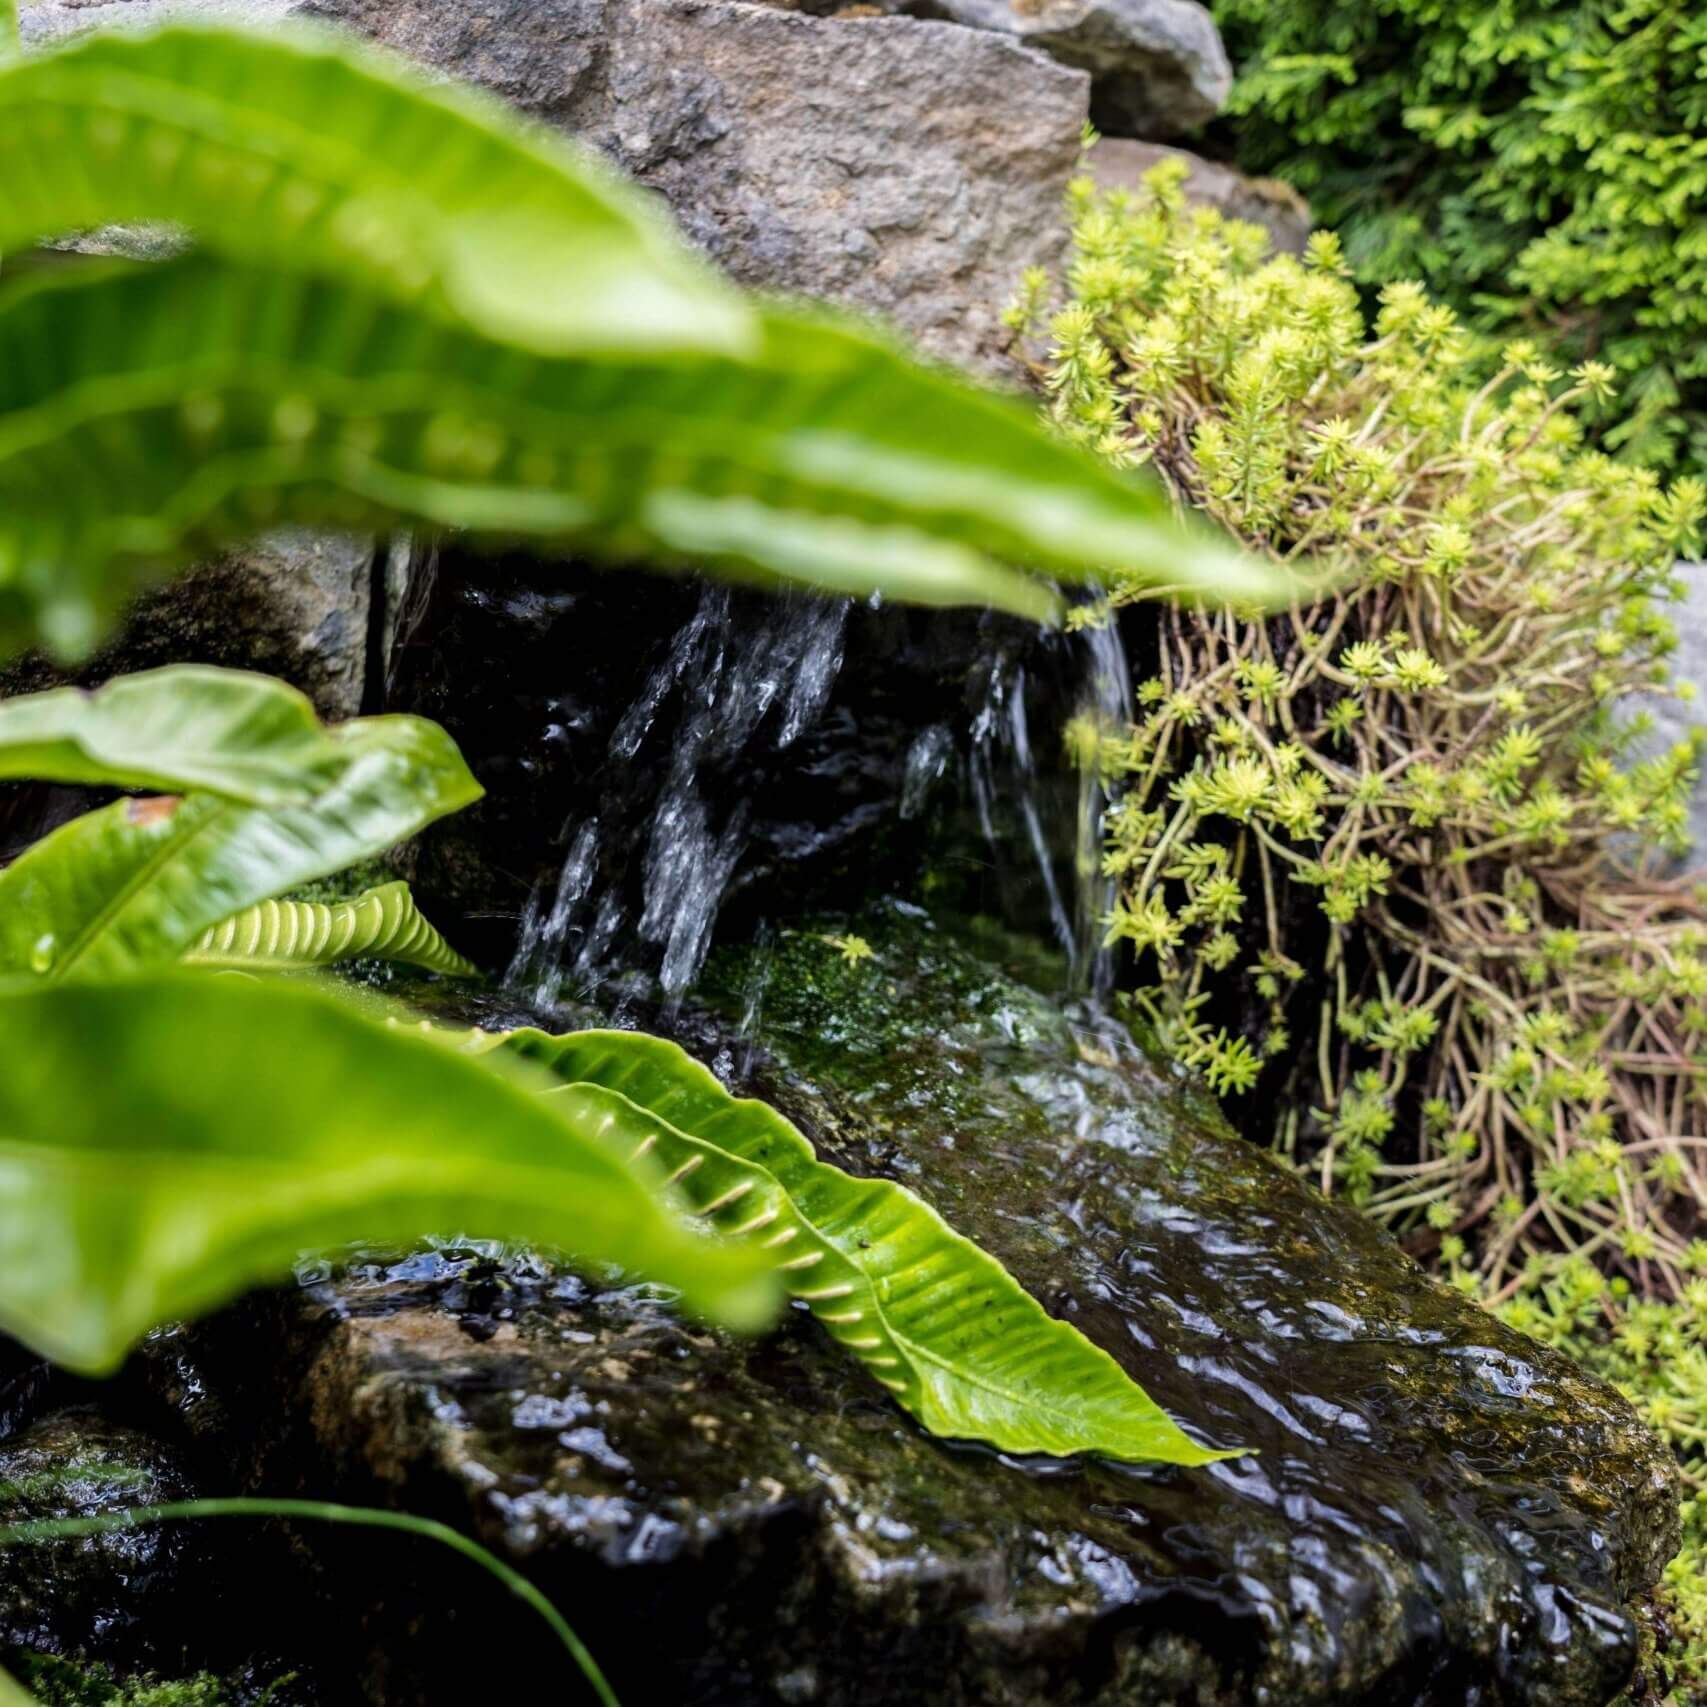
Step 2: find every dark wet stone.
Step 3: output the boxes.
[0,1401,337,1700]
[162,909,1677,1706]
[0,1408,193,1661]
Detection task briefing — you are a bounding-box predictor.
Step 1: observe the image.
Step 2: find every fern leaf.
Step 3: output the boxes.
[0,256,1280,657]
[0,22,748,359]
[0,664,342,804]
[0,716,480,982]
[493,1028,1240,1466]
[186,881,476,976]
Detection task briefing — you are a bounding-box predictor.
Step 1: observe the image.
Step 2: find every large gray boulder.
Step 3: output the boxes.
[23,0,1090,377]
[311,0,1088,374]
[818,0,1231,136]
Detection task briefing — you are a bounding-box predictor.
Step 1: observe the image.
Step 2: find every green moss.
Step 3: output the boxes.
[7,1654,297,1707]
[703,904,1077,1085]
[277,857,396,907]
[0,1464,150,1507]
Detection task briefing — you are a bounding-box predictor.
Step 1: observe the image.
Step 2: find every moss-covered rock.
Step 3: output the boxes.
[0,1407,325,1704]
[0,1409,192,1666]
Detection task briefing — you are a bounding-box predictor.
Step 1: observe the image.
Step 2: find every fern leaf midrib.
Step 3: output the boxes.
[45,797,229,980]
[553,1076,910,1378]
[0,349,939,502]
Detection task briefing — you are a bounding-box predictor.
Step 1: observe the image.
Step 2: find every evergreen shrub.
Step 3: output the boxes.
[1208,0,1707,476]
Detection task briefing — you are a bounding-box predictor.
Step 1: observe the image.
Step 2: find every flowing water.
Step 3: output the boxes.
[965,613,1132,995]
[505,583,1132,1006]
[506,584,850,1003]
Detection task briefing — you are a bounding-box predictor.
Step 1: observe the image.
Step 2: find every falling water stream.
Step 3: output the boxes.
[965,614,1132,995]
[505,583,1132,1007]
[507,585,850,1003]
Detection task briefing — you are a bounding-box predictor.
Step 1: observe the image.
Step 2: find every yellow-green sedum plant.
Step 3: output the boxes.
[1010,159,1707,1309]
[1013,157,1707,1698]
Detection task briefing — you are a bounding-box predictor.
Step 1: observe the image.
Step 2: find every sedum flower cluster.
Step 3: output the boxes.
[1011,158,1707,1309]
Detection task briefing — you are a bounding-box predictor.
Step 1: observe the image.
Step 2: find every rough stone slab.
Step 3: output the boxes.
[823,0,1230,136]
[1086,135,1312,255]
[159,913,1679,1705]
[24,0,1090,377]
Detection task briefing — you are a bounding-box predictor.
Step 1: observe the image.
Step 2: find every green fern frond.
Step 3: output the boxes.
[0,256,1278,657]
[492,1027,1240,1466]
[185,881,476,977]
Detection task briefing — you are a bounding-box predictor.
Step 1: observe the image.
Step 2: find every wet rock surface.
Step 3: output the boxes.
[0,1403,323,1701]
[143,911,1676,1705]
[0,1408,193,1663]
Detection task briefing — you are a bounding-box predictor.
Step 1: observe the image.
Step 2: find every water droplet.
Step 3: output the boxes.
[29,934,55,974]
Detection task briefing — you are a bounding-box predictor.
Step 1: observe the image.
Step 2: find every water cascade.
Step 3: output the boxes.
[507,584,850,1003]
[504,582,1133,1006]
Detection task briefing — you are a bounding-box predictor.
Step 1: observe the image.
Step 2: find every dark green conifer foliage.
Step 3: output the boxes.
[1211,0,1707,475]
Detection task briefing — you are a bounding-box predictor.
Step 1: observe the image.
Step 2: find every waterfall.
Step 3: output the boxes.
[504,579,1130,1006]
[964,611,1133,994]
[1074,613,1134,998]
[507,583,849,1003]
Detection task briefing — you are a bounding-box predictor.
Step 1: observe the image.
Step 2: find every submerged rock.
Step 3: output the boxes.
[157,909,1675,1705]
